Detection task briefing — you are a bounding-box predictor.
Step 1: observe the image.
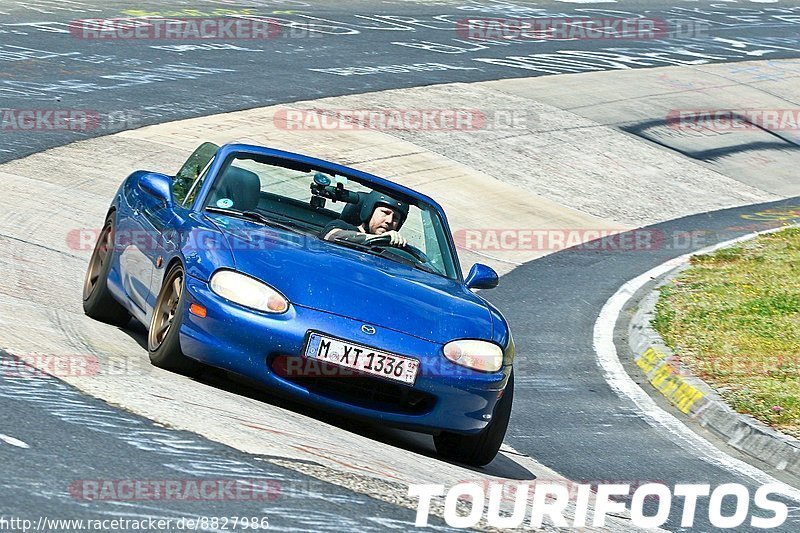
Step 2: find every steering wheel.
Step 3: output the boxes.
[366,234,431,264]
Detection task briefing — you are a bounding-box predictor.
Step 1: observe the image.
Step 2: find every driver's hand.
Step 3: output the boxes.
[368,230,407,247]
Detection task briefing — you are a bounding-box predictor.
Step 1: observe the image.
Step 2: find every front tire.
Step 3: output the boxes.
[434,371,514,466]
[83,213,131,326]
[148,264,202,376]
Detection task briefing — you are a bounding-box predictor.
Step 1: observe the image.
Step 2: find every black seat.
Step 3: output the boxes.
[210,166,261,211]
[339,191,367,225]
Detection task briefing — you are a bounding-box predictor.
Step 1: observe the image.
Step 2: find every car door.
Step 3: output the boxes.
[137,190,178,313]
[117,180,160,313]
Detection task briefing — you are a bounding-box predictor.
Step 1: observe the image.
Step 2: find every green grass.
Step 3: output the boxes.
[653,227,800,438]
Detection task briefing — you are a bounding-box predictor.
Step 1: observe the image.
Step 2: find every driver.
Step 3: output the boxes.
[320,191,409,247]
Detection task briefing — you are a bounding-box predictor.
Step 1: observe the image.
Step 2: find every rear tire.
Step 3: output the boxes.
[148,264,202,376]
[82,213,131,327]
[434,371,514,466]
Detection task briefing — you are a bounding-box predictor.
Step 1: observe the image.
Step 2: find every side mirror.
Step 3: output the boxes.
[138,172,173,208]
[465,263,499,290]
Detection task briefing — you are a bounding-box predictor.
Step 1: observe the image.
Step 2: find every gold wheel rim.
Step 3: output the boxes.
[148,270,183,351]
[83,222,113,301]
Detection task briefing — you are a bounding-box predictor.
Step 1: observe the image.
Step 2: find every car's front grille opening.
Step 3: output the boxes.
[269,355,435,415]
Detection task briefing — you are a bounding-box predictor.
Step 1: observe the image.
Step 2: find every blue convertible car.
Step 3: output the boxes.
[83,142,514,465]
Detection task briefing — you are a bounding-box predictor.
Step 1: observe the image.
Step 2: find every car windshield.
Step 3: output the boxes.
[201,153,460,280]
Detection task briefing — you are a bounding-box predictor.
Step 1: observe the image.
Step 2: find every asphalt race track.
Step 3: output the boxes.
[0,350,454,531]
[489,199,800,531]
[2,0,800,531]
[4,0,800,163]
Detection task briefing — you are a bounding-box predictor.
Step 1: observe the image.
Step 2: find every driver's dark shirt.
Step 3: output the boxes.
[319,219,360,239]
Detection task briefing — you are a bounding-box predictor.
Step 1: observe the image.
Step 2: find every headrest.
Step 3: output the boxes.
[339,191,367,225]
[213,166,261,212]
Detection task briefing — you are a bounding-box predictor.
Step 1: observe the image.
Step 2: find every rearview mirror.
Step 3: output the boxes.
[465,263,499,290]
[138,172,173,208]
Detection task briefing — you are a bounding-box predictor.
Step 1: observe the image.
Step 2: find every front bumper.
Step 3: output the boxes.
[179,275,511,434]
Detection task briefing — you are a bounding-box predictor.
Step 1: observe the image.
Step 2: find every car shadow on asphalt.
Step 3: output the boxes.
[203,367,535,480]
[123,319,148,350]
[116,320,534,479]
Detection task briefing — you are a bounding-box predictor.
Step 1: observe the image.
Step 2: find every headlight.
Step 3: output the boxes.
[210,270,289,313]
[443,339,504,372]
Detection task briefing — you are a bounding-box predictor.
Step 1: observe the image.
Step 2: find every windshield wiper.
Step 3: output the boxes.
[378,248,440,275]
[205,207,303,234]
[409,260,440,275]
[329,237,386,255]
[330,238,440,274]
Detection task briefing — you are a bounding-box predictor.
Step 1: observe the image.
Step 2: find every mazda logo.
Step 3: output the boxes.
[361,325,376,335]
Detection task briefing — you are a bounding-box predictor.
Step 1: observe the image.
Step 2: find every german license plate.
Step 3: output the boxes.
[304,332,419,385]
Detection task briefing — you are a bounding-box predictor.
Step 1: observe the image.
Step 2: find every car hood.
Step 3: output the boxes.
[210,217,493,344]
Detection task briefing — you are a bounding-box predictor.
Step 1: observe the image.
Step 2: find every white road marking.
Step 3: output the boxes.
[594,225,800,501]
[0,433,30,448]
